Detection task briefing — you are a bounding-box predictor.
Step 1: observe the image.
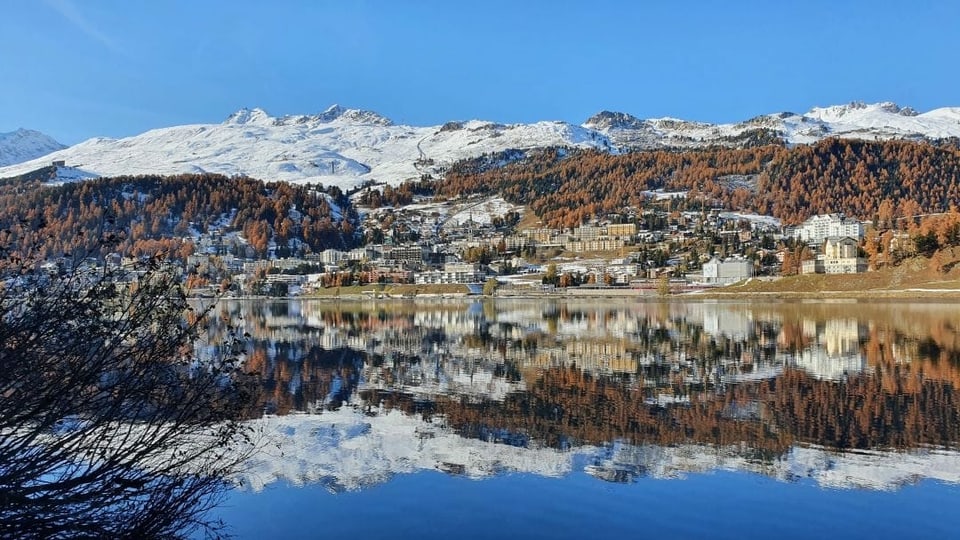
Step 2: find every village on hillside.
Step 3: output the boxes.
[169,193,899,297]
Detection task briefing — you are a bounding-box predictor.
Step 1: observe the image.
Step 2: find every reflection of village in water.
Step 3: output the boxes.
[205,299,960,493]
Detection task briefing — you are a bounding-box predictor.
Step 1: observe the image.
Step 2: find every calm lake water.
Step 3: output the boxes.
[204,298,960,538]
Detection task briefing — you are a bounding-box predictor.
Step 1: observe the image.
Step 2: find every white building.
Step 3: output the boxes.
[794,214,863,245]
[575,225,603,242]
[702,257,753,285]
[319,249,347,266]
[415,262,485,285]
[347,247,369,261]
[801,237,867,274]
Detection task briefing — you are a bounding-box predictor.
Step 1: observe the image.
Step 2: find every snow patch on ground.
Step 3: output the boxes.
[642,189,688,200]
[718,212,782,229]
[444,196,523,227]
[48,166,98,185]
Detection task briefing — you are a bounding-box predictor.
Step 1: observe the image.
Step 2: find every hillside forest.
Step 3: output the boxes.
[436,138,960,228]
[0,174,360,260]
[3,138,960,264]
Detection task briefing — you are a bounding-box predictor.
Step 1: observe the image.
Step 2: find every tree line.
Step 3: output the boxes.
[434,139,960,227]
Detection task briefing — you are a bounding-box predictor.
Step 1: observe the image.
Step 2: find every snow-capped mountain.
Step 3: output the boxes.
[0,128,66,167]
[2,101,960,188]
[585,101,960,148]
[225,104,394,127]
[0,105,612,190]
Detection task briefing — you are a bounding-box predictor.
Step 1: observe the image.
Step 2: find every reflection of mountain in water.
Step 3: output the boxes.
[208,299,960,493]
[584,439,960,491]
[236,403,960,494]
[238,407,577,493]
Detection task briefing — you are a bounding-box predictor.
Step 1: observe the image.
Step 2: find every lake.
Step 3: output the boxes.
[203,298,960,538]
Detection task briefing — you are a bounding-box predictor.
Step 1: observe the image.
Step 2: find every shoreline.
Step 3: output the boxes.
[199,286,960,302]
[689,289,960,300]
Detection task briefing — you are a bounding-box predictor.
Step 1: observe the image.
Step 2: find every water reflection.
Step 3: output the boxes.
[204,299,960,492]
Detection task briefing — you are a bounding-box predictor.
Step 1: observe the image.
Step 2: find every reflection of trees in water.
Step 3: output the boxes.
[242,343,363,417]
[224,300,960,455]
[364,366,960,454]
[766,369,960,449]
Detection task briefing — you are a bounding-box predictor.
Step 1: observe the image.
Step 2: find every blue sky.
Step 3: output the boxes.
[2,0,958,143]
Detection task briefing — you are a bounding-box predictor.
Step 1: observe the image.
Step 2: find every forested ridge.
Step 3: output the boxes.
[0,173,359,259]
[437,138,960,227]
[7,137,960,260]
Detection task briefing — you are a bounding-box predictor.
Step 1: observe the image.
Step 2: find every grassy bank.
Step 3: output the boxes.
[305,283,471,298]
[699,254,960,299]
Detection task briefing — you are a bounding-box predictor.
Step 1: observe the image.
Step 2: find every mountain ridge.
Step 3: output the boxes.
[0,104,613,190]
[3,101,960,189]
[584,101,960,149]
[225,104,394,127]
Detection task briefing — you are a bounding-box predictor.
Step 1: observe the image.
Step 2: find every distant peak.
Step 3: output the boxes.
[0,128,67,167]
[1,127,60,140]
[870,101,918,116]
[881,102,919,116]
[807,101,919,119]
[224,107,272,125]
[313,104,393,126]
[263,105,394,127]
[583,110,646,130]
[310,104,346,123]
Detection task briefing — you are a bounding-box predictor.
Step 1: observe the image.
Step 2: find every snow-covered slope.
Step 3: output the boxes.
[0,105,612,190]
[3,101,959,188]
[0,128,66,167]
[585,101,960,148]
